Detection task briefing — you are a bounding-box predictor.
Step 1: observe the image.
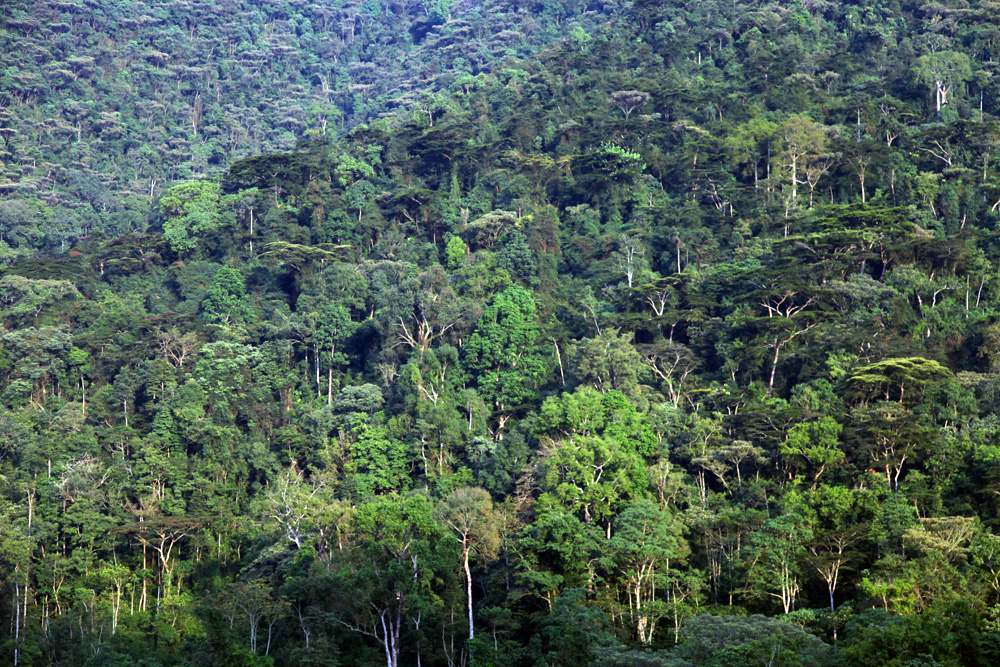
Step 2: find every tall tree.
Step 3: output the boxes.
[463,286,546,432]
[912,52,974,123]
[608,500,689,644]
[434,487,503,642]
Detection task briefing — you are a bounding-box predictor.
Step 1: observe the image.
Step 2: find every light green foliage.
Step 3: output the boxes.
[335,383,384,414]
[912,51,974,121]
[158,180,223,253]
[593,143,646,179]
[537,412,648,525]
[609,500,689,644]
[463,210,520,250]
[725,118,780,182]
[780,416,844,483]
[345,414,409,496]
[778,114,829,210]
[568,330,647,401]
[445,235,467,270]
[0,275,79,325]
[331,491,449,667]
[435,486,504,640]
[316,303,355,364]
[537,387,657,457]
[333,153,376,187]
[429,0,459,21]
[845,357,952,404]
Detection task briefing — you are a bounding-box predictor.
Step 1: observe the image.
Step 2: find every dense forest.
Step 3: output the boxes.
[3,0,1000,665]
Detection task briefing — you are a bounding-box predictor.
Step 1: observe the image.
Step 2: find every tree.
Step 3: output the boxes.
[608,500,689,644]
[742,512,813,613]
[259,469,330,550]
[336,494,446,667]
[778,115,829,219]
[844,357,952,405]
[841,604,982,667]
[221,187,264,255]
[538,430,647,532]
[677,614,833,667]
[434,487,503,642]
[513,504,605,609]
[391,269,466,359]
[344,415,410,496]
[463,286,546,431]
[612,234,649,289]
[729,287,823,390]
[803,151,836,209]
[779,416,844,484]
[315,304,357,405]
[202,265,253,334]
[846,402,932,492]
[258,242,348,277]
[725,117,780,194]
[462,210,519,250]
[158,180,223,253]
[912,51,974,123]
[538,588,617,667]
[0,275,80,327]
[567,330,647,399]
[797,485,871,616]
[222,581,287,656]
[608,91,650,120]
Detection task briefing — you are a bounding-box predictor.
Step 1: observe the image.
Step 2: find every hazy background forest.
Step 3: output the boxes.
[2,0,1000,665]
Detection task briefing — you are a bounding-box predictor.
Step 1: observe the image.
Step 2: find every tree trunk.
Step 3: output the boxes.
[334,343,337,405]
[464,546,474,641]
[936,80,942,123]
[769,339,782,389]
[14,579,20,666]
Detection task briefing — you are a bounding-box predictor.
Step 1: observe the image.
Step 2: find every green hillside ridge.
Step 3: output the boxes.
[3,0,1000,666]
[0,0,620,257]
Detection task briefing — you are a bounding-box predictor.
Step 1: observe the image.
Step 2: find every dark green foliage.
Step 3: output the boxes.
[841,604,982,667]
[677,614,834,667]
[538,588,617,666]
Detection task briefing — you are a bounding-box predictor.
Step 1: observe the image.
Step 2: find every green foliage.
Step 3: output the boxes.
[158,180,223,253]
[841,603,982,667]
[202,265,253,331]
[780,416,844,483]
[345,414,409,496]
[538,588,616,666]
[7,0,1000,664]
[592,143,646,180]
[537,387,657,457]
[464,285,546,424]
[0,274,80,326]
[446,236,467,270]
[678,614,834,667]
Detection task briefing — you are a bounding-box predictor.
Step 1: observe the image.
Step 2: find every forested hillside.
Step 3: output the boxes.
[0,0,617,254]
[3,0,1000,666]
